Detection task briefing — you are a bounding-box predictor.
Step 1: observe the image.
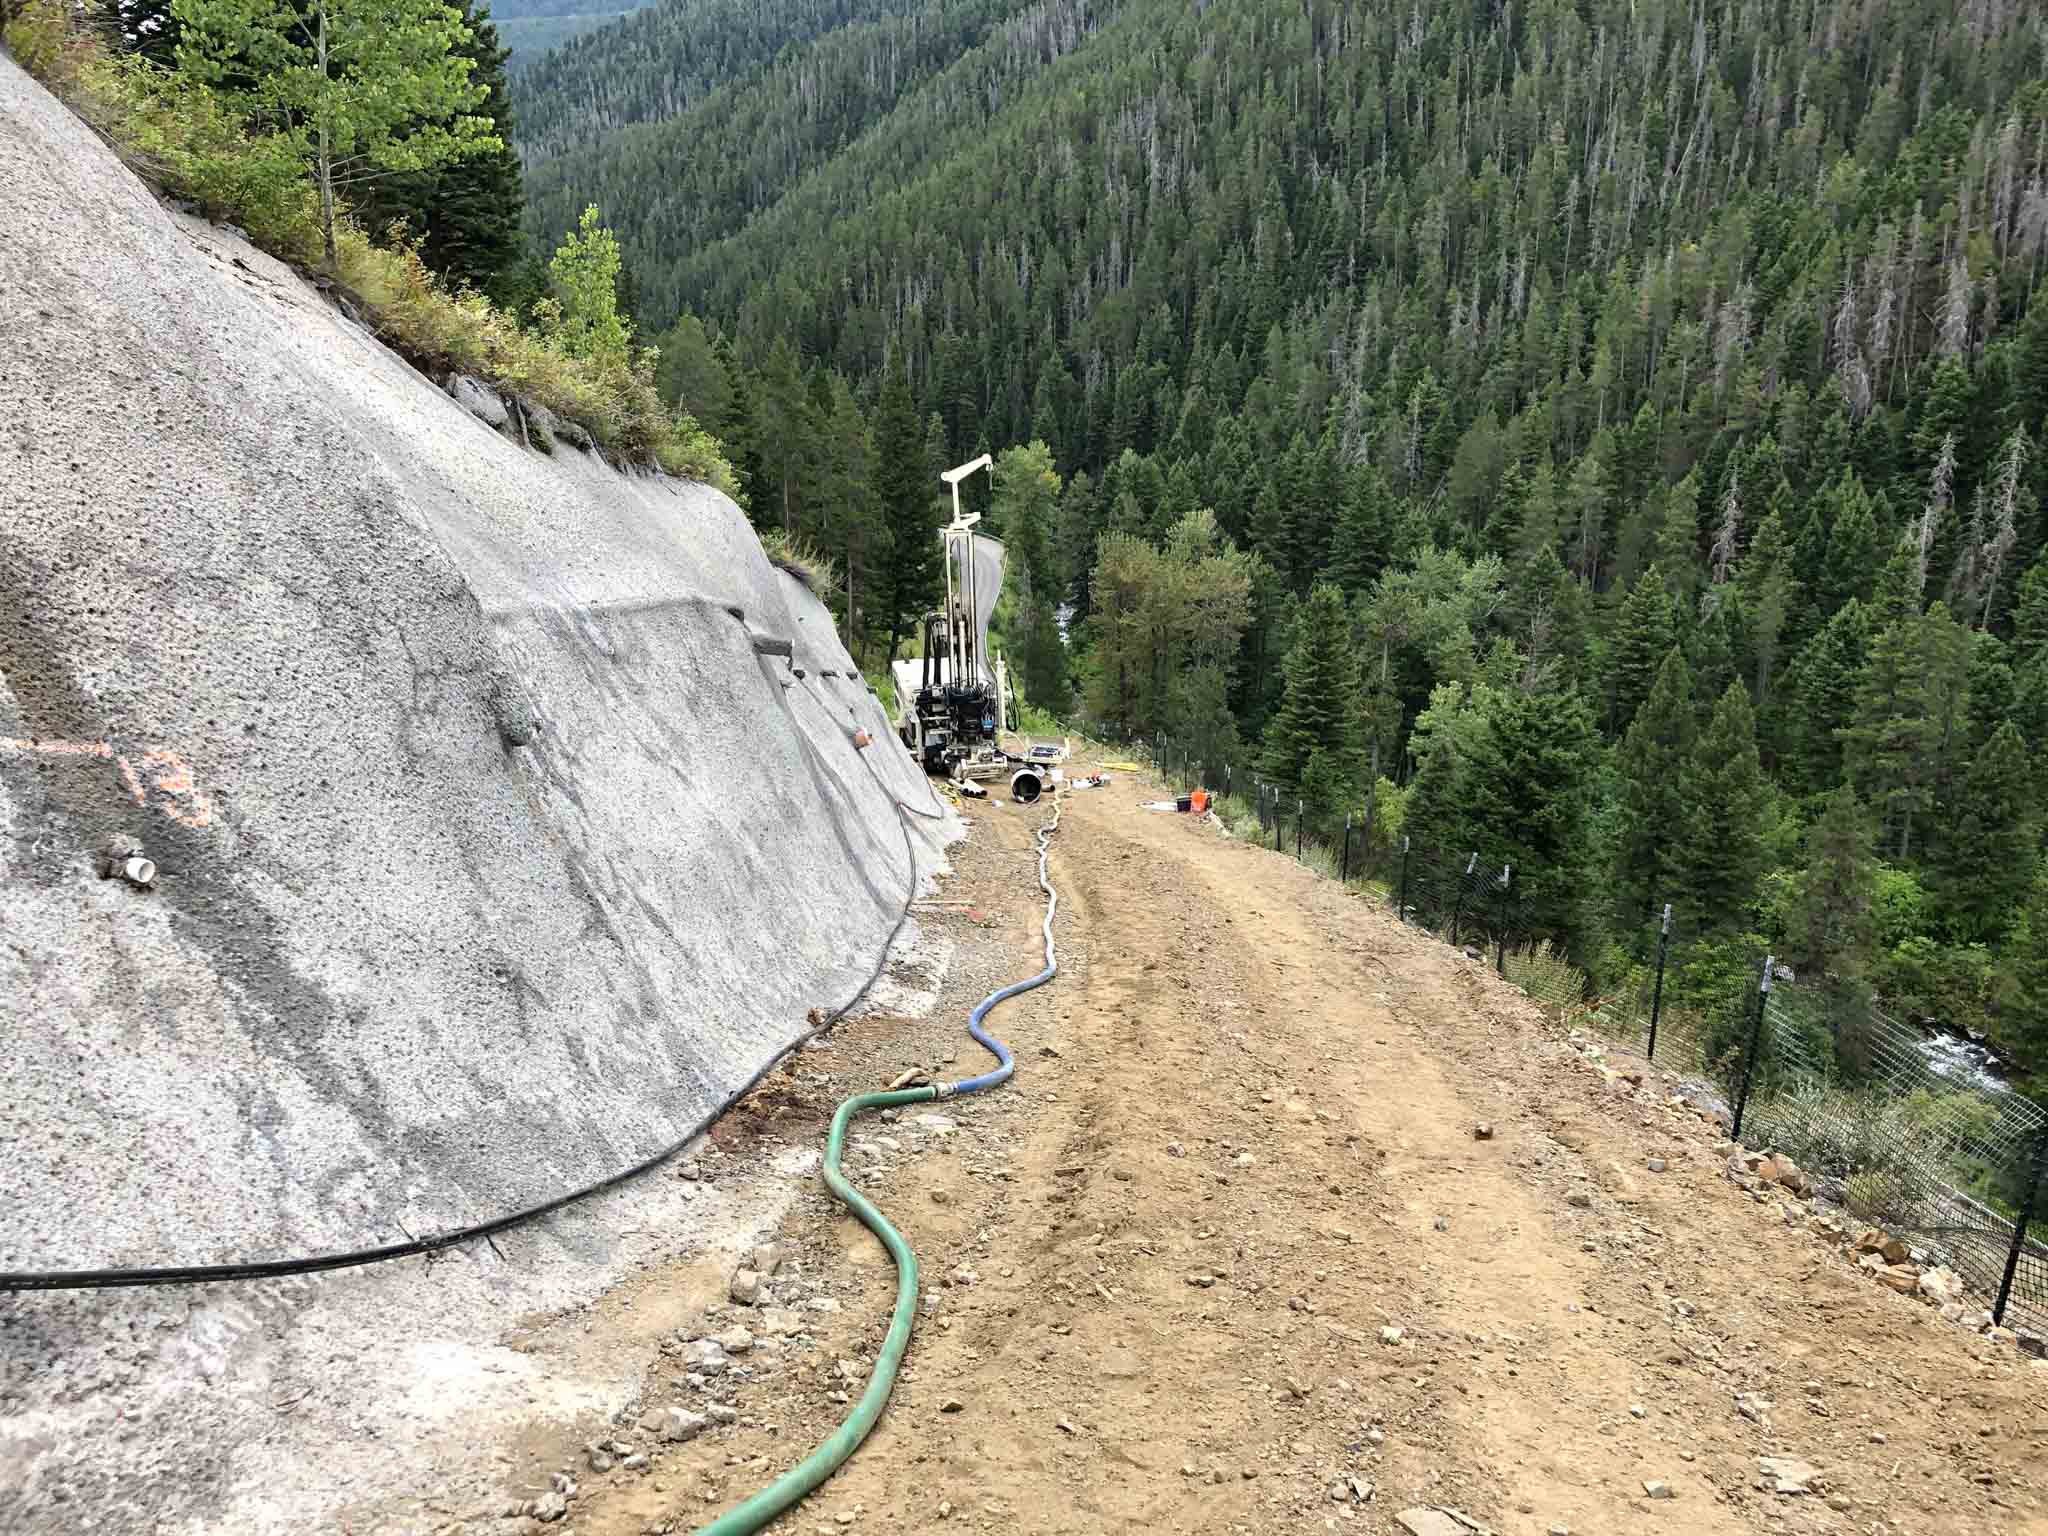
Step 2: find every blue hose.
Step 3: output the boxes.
[938,794,1062,1099]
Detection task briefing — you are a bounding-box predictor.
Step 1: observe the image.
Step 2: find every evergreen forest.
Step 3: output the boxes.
[505,0,2048,1092]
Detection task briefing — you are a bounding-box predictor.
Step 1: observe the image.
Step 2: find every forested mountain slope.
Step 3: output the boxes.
[493,0,653,68]
[515,0,2048,1089]
[513,0,960,158]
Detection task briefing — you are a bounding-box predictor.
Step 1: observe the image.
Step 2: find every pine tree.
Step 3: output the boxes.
[1653,470,1703,609]
[712,338,764,513]
[1839,600,1973,862]
[1673,682,1770,932]
[1933,722,2038,940]
[653,313,729,425]
[1457,689,1599,949]
[1908,357,1975,575]
[1783,599,1869,795]
[753,336,813,532]
[1276,429,1336,590]
[1612,647,1696,934]
[872,348,938,663]
[1963,631,2017,754]
[1737,508,1798,698]
[1604,563,1675,736]
[1258,584,1367,810]
[1815,470,1879,617]
[1505,545,1589,693]
[2011,551,2048,670]
[990,442,1068,712]
[1055,470,1101,620]
[174,0,500,269]
[1328,468,1393,596]
[1786,786,1880,981]
[351,0,525,296]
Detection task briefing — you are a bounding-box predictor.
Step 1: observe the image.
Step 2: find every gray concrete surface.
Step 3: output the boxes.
[0,50,953,1532]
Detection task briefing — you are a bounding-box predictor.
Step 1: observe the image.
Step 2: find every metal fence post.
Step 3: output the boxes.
[1340,814,1351,883]
[1730,953,1775,1142]
[1495,863,1510,975]
[1396,835,1410,920]
[1275,793,1283,852]
[1450,852,1477,946]
[1645,903,1672,1062]
[1994,1127,2048,1327]
[1296,800,1303,859]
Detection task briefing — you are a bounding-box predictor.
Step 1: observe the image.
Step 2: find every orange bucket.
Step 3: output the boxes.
[1190,789,1210,814]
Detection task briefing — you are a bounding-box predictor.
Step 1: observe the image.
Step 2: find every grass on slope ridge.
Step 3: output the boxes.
[3,0,736,494]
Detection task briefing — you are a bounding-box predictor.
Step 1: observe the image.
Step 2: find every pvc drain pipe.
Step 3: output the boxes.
[692,793,1064,1536]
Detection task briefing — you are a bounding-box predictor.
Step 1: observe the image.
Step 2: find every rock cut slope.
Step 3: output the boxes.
[0,48,950,1280]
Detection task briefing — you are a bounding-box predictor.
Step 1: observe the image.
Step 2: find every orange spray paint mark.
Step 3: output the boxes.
[136,749,215,829]
[0,737,114,758]
[1,737,215,829]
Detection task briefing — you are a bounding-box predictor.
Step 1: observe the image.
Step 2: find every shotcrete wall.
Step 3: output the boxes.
[0,47,951,1283]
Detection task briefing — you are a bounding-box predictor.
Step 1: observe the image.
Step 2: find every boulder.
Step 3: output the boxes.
[1917,1266,1963,1305]
[523,397,594,451]
[446,373,508,429]
[1758,1456,1821,1494]
[1394,1511,1469,1536]
[660,1407,710,1443]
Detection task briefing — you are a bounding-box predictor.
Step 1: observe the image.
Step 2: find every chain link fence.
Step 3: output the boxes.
[1102,731,2048,1346]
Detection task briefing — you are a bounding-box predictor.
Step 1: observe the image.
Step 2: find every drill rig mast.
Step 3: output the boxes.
[892,457,1040,800]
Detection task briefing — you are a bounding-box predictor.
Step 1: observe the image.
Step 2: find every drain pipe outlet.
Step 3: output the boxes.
[100,844,156,888]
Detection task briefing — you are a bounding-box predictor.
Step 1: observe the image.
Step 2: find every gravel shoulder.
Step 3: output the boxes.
[390,764,2048,1536]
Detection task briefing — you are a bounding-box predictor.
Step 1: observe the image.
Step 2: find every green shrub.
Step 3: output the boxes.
[1012,700,1064,737]
[6,7,735,495]
[758,529,840,597]
[1749,1077,1957,1228]
[1505,940,1588,1015]
[2,0,89,87]
[1871,936,1996,1040]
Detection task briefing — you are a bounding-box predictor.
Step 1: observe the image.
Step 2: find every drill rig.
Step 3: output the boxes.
[892,456,1043,802]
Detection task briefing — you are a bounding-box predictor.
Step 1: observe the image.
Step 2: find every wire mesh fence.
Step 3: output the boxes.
[1097,728,2048,1345]
[1733,977,2048,1339]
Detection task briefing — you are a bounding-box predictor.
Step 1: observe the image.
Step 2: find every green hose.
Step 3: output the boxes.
[690,1083,938,1536]
[694,795,1064,1533]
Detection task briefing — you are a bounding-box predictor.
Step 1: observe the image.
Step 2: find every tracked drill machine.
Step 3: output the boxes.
[891,456,1046,802]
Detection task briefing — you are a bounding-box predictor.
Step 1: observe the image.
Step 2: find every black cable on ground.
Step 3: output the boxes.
[1,675,945,1294]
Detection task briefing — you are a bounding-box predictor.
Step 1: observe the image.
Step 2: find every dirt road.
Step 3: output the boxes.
[455,767,2047,1536]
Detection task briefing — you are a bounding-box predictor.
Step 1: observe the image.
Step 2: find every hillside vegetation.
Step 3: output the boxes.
[490,0,652,66]
[3,0,732,488]
[512,0,2048,1092]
